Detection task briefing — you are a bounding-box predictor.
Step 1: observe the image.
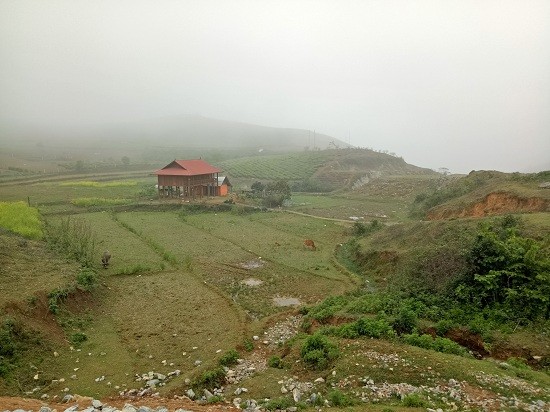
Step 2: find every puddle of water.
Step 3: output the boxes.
[242,278,263,286]
[273,297,301,307]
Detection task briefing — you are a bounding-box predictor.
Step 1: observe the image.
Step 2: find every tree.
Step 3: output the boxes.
[121,156,130,166]
[251,181,265,194]
[75,160,85,172]
[454,220,550,320]
[262,180,291,207]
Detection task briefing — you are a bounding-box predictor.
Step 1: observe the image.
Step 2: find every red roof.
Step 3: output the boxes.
[154,159,221,176]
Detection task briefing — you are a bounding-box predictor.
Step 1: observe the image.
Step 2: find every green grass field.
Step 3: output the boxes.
[0,152,549,410]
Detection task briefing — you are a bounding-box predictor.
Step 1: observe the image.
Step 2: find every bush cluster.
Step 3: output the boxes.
[300,333,339,370]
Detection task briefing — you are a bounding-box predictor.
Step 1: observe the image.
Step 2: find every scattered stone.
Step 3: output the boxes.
[61,395,74,403]
[186,389,195,399]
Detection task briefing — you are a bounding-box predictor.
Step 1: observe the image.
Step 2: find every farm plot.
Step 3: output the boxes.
[221,152,331,180]
[101,270,244,374]
[114,211,355,318]
[182,212,356,317]
[71,212,166,273]
[185,212,348,277]
[0,235,78,307]
[114,211,254,264]
[0,178,152,210]
[288,194,402,221]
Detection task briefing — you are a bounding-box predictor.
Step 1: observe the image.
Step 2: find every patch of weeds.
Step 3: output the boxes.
[327,389,355,407]
[0,318,45,379]
[262,397,294,411]
[48,288,71,315]
[268,355,284,369]
[206,395,223,403]
[69,332,87,346]
[218,349,239,367]
[76,268,98,290]
[402,393,426,407]
[329,317,395,339]
[243,339,254,352]
[183,254,193,271]
[115,264,152,275]
[402,333,468,356]
[506,357,530,370]
[193,367,226,389]
[351,220,383,237]
[300,333,339,370]
[45,217,98,267]
[435,319,456,336]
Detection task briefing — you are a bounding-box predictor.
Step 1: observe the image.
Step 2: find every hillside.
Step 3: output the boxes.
[409,170,550,219]
[221,148,435,192]
[0,115,349,153]
[0,160,549,412]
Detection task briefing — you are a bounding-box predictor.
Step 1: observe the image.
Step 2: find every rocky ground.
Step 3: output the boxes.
[2,315,549,412]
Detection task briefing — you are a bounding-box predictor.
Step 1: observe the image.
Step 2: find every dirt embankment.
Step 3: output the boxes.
[428,192,549,220]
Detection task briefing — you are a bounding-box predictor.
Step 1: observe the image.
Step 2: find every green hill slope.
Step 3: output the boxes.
[221,148,434,191]
[409,170,550,219]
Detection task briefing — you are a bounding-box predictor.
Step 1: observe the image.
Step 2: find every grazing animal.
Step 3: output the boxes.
[101,250,111,268]
[303,239,316,251]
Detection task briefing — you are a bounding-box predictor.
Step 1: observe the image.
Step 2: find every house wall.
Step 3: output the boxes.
[157,173,219,198]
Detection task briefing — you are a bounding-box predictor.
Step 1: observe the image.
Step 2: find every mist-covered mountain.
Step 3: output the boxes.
[1,115,350,152]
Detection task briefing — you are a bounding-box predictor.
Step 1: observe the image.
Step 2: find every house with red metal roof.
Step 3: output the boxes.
[153,159,227,198]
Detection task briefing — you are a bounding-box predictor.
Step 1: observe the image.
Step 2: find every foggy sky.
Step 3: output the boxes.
[1,0,549,173]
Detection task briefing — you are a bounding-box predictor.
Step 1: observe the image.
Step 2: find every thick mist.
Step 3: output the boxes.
[1,1,549,173]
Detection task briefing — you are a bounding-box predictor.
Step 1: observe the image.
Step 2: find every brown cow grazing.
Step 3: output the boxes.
[304,239,316,251]
[101,250,111,268]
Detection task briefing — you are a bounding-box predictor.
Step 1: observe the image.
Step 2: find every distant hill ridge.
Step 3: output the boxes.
[1,115,351,152]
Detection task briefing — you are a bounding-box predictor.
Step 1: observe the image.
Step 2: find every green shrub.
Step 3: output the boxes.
[333,317,394,339]
[243,339,254,351]
[219,349,239,367]
[507,357,531,370]
[76,268,98,290]
[300,334,339,370]
[435,319,456,336]
[402,393,426,407]
[402,333,467,356]
[263,397,294,411]
[193,367,226,389]
[45,217,98,267]
[48,288,70,315]
[69,332,87,346]
[327,389,355,407]
[392,307,418,334]
[268,355,284,369]
[206,395,223,403]
[352,220,383,237]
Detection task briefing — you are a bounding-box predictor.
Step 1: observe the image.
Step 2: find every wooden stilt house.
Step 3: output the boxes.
[154,159,222,199]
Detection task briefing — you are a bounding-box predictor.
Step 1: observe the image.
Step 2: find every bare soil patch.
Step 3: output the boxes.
[241,278,263,286]
[272,297,301,307]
